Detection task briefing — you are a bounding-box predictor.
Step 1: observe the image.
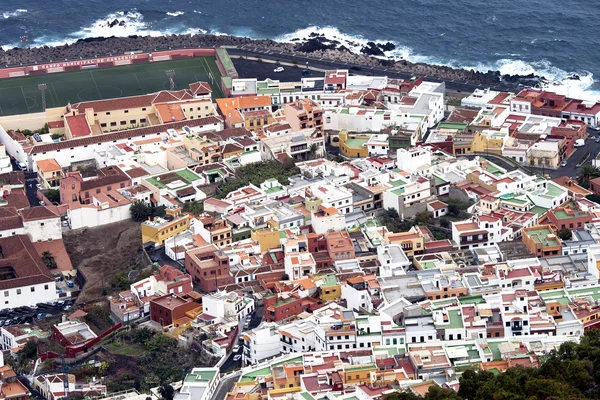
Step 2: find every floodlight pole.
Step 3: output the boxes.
[38,83,47,112]
[166,70,175,91]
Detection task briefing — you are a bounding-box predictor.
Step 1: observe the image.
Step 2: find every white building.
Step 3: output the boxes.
[20,206,62,242]
[284,252,316,281]
[309,184,354,215]
[201,291,255,323]
[174,368,220,400]
[461,88,501,108]
[365,134,389,156]
[378,244,411,277]
[243,322,281,365]
[67,193,132,230]
[0,235,58,308]
[0,144,12,173]
[396,147,432,175]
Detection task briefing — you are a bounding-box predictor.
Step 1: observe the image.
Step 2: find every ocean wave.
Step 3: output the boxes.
[2,9,27,19]
[166,11,185,17]
[0,10,204,50]
[275,25,600,101]
[193,10,202,14]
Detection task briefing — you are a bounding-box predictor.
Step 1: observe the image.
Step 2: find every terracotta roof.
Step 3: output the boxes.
[20,205,60,221]
[221,143,243,154]
[124,167,149,179]
[205,127,251,142]
[216,96,271,114]
[28,117,222,154]
[189,82,212,96]
[0,171,24,186]
[65,114,92,137]
[0,207,23,230]
[72,90,194,113]
[3,191,30,210]
[0,235,54,290]
[428,200,447,211]
[36,158,62,173]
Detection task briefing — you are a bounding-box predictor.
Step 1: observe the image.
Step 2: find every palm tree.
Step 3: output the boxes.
[577,165,600,189]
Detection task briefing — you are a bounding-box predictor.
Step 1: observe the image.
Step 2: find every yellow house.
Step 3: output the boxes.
[385,228,425,258]
[141,210,191,246]
[243,109,274,132]
[452,133,476,155]
[36,158,64,189]
[343,364,376,385]
[251,228,281,252]
[339,130,369,158]
[316,275,340,301]
[471,130,505,155]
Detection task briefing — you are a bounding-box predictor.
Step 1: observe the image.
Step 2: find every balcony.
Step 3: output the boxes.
[512,324,523,331]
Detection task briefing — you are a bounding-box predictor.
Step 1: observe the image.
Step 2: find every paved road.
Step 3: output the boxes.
[211,372,241,400]
[229,47,502,93]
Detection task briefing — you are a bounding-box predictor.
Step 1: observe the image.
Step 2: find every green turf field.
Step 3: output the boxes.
[0,57,224,116]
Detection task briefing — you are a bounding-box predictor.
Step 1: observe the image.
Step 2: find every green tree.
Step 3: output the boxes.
[45,189,60,204]
[557,228,572,241]
[414,211,431,226]
[586,193,600,204]
[578,165,600,189]
[152,205,167,218]
[182,201,204,214]
[158,384,175,400]
[41,251,57,270]
[440,218,450,228]
[21,340,37,359]
[447,204,460,217]
[130,202,152,222]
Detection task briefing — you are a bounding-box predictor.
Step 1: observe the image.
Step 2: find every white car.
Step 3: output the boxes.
[274,67,284,73]
[233,355,242,362]
[232,345,240,353]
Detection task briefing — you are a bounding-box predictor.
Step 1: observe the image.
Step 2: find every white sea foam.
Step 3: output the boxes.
[166,11,185,17]
[2,9,27,19]
[276,25,600,101]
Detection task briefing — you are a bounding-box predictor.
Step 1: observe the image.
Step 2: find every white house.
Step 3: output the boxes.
[174,368,220,400]
[284,252,316,281]
[20,206,62,242]
[243,322,281,365]
[378,244,411,278]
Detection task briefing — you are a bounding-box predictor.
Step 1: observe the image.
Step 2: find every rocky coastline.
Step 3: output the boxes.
[0,32,543,90]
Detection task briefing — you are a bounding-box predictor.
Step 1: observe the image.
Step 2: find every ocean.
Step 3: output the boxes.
[1,0,600,100]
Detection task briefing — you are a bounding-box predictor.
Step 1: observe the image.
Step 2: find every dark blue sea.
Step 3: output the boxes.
[1,0,600,99]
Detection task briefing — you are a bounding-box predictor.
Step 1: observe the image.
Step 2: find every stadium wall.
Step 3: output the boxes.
[0,48,229,79]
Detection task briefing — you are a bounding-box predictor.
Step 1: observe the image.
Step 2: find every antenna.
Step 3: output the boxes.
[166,70,175,91]
[38,83,47,111]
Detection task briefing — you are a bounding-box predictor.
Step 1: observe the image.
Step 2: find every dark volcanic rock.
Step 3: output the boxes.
[378,42,396,52]
[360,42,385,57]
[294,38,336,53]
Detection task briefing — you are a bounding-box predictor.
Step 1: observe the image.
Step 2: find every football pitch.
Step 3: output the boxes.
[0,57,224,117]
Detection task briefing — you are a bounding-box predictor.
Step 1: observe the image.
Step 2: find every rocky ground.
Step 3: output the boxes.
[63,220,146,302]
[0,32,543,89]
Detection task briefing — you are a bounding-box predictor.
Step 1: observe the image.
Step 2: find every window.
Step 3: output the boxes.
[106,112,111,115]
[124,110,129,113]
[44,285,49,290]
[3,291,7,297]
[31,287,35,292]
[17,289,21,295]
[110,122,117,127]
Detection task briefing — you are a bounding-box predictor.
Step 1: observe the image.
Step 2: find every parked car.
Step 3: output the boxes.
[595,137,600,143]
[63,305,72,311]
[30,305,38,309]
[575,139,585,147]
[232,345,240,353]
[560,160,568,167]
[150,256,160,263]
[56,300,65,307]
[39,201,46,206]
[37,313,46,319]
[273,67,284,73]
[4,319,12,325]
[243,322,250,329]
[0,321,4,327]
[66,281,74,288]
[233,355,242,362]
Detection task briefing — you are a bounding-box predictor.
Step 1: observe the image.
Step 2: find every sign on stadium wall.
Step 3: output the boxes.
[33,55,140,71]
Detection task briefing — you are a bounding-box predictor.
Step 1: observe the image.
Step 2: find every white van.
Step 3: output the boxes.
[575,139,585,147]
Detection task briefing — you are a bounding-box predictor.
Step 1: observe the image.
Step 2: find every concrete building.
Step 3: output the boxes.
[174,368,220,400]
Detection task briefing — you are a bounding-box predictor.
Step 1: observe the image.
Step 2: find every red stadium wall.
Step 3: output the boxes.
[0,48,221,79]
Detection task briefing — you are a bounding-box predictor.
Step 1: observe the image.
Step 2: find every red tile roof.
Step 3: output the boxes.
[28,117,222,154]
[72,90,194,113]
[65,114,91,137]
[0,235,54,290]
[20,205,60,221]
[0,207,23,230]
